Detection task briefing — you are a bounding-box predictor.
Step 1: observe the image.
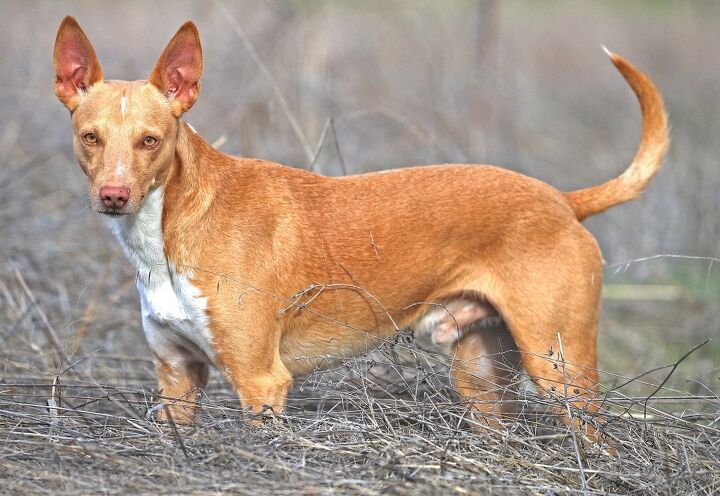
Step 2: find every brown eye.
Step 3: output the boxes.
[83,132,98,145]
[143,136,158,147]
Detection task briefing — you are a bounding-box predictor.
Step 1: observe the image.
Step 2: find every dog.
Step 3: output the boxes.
[53,16,668,441]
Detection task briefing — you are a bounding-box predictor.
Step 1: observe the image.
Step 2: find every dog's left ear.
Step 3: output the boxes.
[149,21,203,117]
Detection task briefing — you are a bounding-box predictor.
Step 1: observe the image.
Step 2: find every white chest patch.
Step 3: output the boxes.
[107,187,215,366]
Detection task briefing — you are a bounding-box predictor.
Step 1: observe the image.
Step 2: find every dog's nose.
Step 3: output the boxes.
[100,185,130,209]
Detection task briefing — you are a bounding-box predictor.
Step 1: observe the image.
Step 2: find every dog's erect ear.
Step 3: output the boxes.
[53,16,103,111]
[149,22,203,117]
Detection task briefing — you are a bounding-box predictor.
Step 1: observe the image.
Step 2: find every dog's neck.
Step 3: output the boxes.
[107,184,169,288]
[106,121,212,282]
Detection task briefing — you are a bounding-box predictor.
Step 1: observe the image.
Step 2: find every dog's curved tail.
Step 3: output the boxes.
[565,48,669,222]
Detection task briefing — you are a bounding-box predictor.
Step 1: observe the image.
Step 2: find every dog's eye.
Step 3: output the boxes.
[143,136,159,147]
[82,132,98,145]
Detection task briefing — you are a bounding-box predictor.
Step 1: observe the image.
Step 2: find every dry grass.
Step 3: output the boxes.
[2,1,720,494]
[0,339,719,495]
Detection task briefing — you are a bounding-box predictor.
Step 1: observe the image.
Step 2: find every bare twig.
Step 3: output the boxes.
[557,333,589,495]
[642,339,710,425]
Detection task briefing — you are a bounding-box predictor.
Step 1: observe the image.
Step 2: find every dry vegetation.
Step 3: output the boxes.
[1,1,719,494]
[0,342,719,495]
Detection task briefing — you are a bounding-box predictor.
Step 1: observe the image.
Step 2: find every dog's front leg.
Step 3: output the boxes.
[225,361,293,423]
[143,317,209,424]
[213,306,294,422]
[153,357,209,424]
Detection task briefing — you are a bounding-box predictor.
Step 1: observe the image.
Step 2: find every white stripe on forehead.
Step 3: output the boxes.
[120,95,127,117]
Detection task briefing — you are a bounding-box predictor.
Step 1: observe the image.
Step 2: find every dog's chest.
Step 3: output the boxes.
[108,187,215,364]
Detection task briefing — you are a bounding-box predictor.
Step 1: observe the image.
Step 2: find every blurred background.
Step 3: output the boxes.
[1,1,718,391]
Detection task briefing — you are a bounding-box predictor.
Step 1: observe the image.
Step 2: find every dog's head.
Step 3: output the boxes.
[53,16,202,216]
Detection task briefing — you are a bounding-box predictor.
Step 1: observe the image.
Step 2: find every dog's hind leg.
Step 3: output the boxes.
[492,227,606,442]
[446,321,521,431]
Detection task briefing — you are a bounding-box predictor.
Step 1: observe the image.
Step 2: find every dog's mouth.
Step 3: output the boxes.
[98,209,131,217]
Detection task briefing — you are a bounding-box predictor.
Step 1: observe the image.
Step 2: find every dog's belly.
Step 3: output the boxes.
[137,273,215,366]
[280,323,394,375]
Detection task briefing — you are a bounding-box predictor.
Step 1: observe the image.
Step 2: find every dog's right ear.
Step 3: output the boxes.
[53,16,104,112]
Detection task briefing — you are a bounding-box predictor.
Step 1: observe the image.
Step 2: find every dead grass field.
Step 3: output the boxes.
[1,1,719,494]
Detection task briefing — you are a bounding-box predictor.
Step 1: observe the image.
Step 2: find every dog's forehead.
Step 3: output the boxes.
[75,80,172,124]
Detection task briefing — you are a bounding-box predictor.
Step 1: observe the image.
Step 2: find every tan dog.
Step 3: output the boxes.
[53,17,668,439]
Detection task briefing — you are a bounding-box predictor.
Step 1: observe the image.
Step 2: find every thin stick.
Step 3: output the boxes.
[308,117,331,172]
[642,339,710,426]
[162,404,190,459]
[557,332,589,495]
[329,117,347,175]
